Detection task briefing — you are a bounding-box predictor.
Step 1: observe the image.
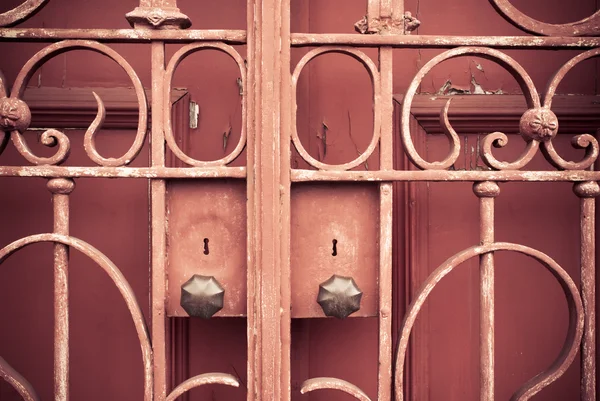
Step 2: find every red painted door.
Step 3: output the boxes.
[0,0,599,400]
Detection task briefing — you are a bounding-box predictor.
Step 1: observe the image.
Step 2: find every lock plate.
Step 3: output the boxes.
[166,180,247,317]
[290,183,379,318]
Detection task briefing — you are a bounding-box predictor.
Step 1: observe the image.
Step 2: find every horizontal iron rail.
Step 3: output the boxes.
[290,169,600,182]
[0,166,247,178]
[1,166,599,181]
[1,30,600,49]
[0,29,247,43]
[290,34,600,49]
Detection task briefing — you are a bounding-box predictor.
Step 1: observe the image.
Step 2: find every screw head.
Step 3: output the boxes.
[317,274,362,319]
[180,275,224,319]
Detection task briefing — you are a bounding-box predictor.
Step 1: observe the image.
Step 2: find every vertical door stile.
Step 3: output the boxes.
[245,1,258,392]
[246,0,290,398]
[379,45,394,401]
[150,40,168,401]
[280,0,292,399]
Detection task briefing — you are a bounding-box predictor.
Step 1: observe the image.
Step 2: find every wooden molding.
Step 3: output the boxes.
[169,319,190,401]
[394,94,600,135]
[22,87,188,129]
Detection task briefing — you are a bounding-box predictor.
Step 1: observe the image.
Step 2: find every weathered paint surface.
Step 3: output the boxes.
[290,183,379,318]
[0,0,598,401]
[166,180,247,317]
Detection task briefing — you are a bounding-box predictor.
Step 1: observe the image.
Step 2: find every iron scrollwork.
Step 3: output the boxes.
[402,46,600,172]
[490,0,600,36]
[0,40,148,166]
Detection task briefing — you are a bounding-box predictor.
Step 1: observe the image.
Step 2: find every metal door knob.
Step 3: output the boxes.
[317,274,362,319]
[180,275,225,319]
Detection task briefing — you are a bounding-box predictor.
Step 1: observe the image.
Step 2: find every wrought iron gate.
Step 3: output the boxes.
[0,0,598,400]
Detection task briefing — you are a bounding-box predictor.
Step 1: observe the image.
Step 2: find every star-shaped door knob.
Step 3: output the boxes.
[317,274,362,319]
[180,275,225,319]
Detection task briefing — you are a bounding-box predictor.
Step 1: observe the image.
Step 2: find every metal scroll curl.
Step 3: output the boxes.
[4,40,148,166]
[291,47,381,171]
[490,0,600,36]
[166,373,240,401]
[394,243,584,401]
[0,72,8,157]
[301,377,372,401]
[0,356,39,401]
[0,234,153,401]
[0,0,48,28]
[401,47,541,171]
[539,48,600,170]
[164,42,246,167]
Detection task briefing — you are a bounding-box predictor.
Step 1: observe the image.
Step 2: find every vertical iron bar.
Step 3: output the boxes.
[379,46,394,401]
[246,0,257,394]
[380,0,392,18]
[367,0,380,29]
[573,181,599,401]
[151,40,167,401]
[392,0,403,26]
[246,0,289,398]
[379,0,402,394]
[47,178,75,401]
[280,0,292,398]
[473,181,500,401]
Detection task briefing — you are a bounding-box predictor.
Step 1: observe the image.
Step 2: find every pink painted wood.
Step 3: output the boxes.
[0,0,597,401]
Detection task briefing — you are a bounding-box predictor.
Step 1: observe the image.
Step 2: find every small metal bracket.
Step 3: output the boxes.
[189,101,199,129]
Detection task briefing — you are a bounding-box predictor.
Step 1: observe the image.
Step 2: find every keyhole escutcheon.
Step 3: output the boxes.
[332,239,338,256]
[203,238,210,255]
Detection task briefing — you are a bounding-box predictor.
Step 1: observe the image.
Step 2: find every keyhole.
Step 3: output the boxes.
[203,238,209,255]
[332,239,338,256]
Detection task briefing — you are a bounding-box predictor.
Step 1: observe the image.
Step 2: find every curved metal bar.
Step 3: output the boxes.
[545,48,600,108]
[0,0,48,28]
[490,0,600,36]
[394,242,584,401]
[480,131,540,171]
[166,373,240,401]
[291,47,381,171]
[300,377,372,401]
[0,70,7,98]
[0,132,8,157]
[164,42,247,167]
[9,128,72,166]
[0,71,10,158]
[539,48,600,170]
[0,356,40,401]
[11,40,148,166]
[429,96,463,169]
[541,134,599,171]
[401,47,540,170]
[0,234,153,401]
